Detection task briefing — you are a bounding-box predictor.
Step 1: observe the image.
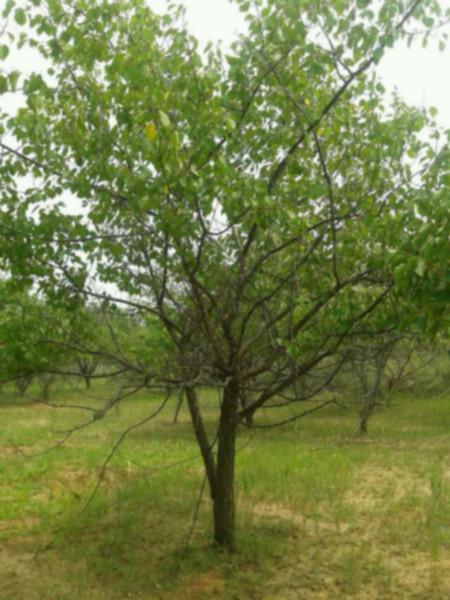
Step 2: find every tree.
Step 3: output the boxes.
[0,281,73,390]
[75,354,99,389]
[345,332,411,435]
[1,0,449,550]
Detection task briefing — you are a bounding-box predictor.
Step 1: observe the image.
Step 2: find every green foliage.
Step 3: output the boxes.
[0,282,73,381]
[0,0,446,354]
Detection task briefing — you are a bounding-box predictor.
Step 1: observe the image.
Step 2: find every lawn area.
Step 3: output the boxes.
[0,383,449,599]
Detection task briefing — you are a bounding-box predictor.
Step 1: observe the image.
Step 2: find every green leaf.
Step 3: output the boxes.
[381,33,395,48]
[8,71,20,91]
[372,47,383,63]
[0,45,9,60]
[308,62,324,77]
[137,196,154,211]
[225,116,236,130]
[415,259,426,278]
[415,315,427,332]
[14,7,26,25]
[2,0,14,18]
[159,110,171,128]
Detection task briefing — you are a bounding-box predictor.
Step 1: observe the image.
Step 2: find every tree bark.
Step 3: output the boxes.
[39,375,53,401]
[185,387,216,500]
[213,379,239,550]
[172,391,184,424]
[15,376,32,397]
[239,391,254,426]
[359,355,385,435]
[359,408,370,435]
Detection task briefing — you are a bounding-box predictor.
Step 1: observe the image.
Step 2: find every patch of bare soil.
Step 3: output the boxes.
[31,466,139,504]
[253,502,350,536]
[388,552,450,597]
[174,572,225,600]
[0,538,80,600]
[24,417,51,427]
[0,539,42,600]
[29,467,92,504]
[0,517,39,536]
[0,445,30,457]
[344,465,429,511]
[0,542,35,578]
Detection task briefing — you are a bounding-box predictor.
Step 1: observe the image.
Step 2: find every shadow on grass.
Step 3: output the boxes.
[0,392,35,408]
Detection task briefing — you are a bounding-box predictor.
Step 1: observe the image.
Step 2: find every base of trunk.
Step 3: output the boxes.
[212,381,239,551]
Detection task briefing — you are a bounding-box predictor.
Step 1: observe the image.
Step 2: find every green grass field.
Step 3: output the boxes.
[0,382,449,599]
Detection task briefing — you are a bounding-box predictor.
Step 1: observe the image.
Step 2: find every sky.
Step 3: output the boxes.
[149,0,450,129]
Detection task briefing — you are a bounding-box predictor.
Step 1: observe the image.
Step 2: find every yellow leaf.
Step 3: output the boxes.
[145,122,157,142]
[163,184,169,194]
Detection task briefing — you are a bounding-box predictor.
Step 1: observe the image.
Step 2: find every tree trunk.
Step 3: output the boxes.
[359,407,370,435]
[172,391,184,424]
[213,380,239,550]
[186,382,239,551]
[239,391,254,427]
[40,375,53,401]
[16,376,32,397]
[359,356,385,436]
[185,387,216,499]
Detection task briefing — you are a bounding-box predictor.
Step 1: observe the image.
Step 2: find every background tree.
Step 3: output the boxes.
[345,333,412,435]
[0,0,449,550]
[0,281,74,393]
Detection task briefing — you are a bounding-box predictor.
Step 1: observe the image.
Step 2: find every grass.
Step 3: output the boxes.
[0,381,449,599]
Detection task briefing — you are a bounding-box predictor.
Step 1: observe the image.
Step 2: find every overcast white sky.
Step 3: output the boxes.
[149,0,450,129]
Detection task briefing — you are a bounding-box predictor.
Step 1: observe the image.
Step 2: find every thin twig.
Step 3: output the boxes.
[184,472,208,551]
[82,392,171,510]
